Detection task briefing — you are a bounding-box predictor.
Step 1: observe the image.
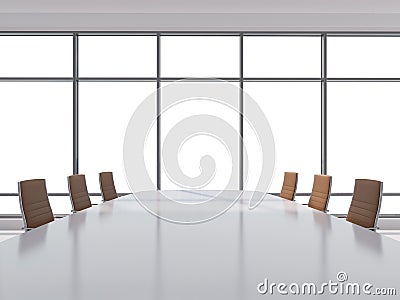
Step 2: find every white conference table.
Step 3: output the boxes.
[0,190,399,299]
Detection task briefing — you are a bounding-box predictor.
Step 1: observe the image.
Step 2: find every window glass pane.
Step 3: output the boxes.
[0,83,72,193]
[327,196,352,215]
[0,196,76,217]
[328,37,400,78]
[0,196,73,217]
[89,196,103,205]
[327,196,400,215]
[79,36,157,77]
[79,82,157,193]
[161,36,239,78]
[244,37,321,78]
[49,196,72,215]
[293,196,310,205]
[0,36,72,77]
[243,82,320,193]
[328,82,400,193]
[0,197,21,215]
[380,197,400,215]
[160,82,240,190]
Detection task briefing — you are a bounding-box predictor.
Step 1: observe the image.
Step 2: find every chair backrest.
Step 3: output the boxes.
[308,175,332,212]
[279,172,298,201]
[346,179,383,229]
[99,172,118,201]
[68,174,92,212]
[18,179,54,229]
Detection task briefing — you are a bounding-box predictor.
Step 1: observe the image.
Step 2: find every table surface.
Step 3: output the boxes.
[0,190,399,299]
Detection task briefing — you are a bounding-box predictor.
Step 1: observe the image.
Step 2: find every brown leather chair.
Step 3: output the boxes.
[346,179,383,231]
[308,175,332,212]
[68,174,92,212]
[99,172,118,201]
[18,179,54,230]
[279,172,298,201]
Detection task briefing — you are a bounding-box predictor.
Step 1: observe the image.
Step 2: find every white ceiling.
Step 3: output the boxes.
[1,0,400,31]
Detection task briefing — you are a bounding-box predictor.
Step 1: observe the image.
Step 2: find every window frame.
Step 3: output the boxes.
[0,31,400,217]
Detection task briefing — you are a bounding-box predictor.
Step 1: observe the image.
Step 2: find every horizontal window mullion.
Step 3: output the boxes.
[0,32,73,36]
[159,32,241,36]
[244,32,322,37]
[0,192,131,197]
[244,78,321,82]
[78,77,157,82]
[263,193,400,197]
[160,77,240,82]
[2,31,400,37]
[327,32,400,37]
[328,78,400,82]
[0,77,73,82]
[3,78,400,83]
[78,32,158,36]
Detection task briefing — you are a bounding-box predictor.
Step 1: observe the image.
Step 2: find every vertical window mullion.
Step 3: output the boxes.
[321,33,327,175]
[156,33,161,190]
[73,33,79,175]
[239,34,244,190]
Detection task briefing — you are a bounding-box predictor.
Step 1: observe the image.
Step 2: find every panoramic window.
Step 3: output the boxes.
[0,33,399,216]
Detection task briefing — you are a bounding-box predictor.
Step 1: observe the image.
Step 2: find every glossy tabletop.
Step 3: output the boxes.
[0,190,399,299]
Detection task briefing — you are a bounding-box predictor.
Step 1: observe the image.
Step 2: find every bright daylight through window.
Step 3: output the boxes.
[0,34,398,215]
